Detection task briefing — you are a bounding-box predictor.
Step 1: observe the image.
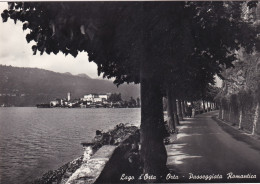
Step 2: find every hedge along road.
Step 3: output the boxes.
[165,111,260,183]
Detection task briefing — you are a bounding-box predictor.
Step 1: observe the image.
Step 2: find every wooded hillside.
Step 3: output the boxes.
[0,65,139,106]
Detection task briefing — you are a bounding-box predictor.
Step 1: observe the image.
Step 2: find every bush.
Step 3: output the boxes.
[230,94,239,114]
[255,82,260,103]
[237,89,254,112]
[214,91,222,104]
[221,97,229,110]
[229,94,240,125]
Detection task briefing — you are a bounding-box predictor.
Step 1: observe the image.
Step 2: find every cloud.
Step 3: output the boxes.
[0,2,100,79]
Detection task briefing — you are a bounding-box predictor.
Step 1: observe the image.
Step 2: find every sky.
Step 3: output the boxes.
[0,2,101,79]
[0,2,222,87]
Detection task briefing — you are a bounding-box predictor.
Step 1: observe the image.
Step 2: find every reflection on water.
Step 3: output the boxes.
[0,107,140,184]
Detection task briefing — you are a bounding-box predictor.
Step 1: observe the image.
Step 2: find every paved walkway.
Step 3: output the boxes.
[166,111,260,183]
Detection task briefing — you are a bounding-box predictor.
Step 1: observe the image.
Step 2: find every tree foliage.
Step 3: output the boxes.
[256,82,260,103]
[2,2,259,86]
[238,89,254,111]
[221,96,229,110]
[107,93,122,103]
[230,93,239,114]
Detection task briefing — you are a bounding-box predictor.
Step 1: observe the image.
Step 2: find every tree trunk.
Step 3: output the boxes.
[202,100,206,112]
[181,100,186,118]
[239,109,242,129]
[229,105,232,122]
[172,95,180,125]
[191,101,194,107]
[218,106,221,118]
[222,108,224,120]
[177,99,183,121]
[166,87,176,131]
[200,101,203,113]
[252,103,259,135]
[184,101,188,116]
[140,62,168,182]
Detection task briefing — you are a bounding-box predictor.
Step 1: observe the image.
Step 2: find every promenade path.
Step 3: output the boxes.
[165,111,260,183]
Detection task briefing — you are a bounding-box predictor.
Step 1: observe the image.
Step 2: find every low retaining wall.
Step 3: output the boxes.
[95,132,141,183]
[219,108,260,135]
[32,124,141,184]
[64,128,141,184]
[66,145,117,184]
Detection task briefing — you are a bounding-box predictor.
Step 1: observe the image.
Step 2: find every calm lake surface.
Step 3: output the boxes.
[0,107,140,184]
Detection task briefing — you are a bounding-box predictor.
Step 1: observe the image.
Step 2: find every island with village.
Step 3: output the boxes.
[36,92,140,108]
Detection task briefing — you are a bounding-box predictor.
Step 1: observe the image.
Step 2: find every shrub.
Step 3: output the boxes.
[237,89,254,112]
[230,94,239,114]
[221,97,229,110]
[255,82,260,103]
[214,91,222,104]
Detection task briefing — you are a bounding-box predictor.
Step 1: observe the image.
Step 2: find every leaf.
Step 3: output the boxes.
[86,23,97,41]
[247,1,258,9]
[49,22,55,36]
[70,30,73,40]
[23,22,29,30]
[8,3,14,10]
[1,10,9,22]
[36,33,41,41]
[70,50,78,57]
[80,25,85,35]
[32,45,37,55]
[26,34,31,43]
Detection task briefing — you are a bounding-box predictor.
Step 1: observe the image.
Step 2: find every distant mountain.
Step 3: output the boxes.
[0,65,140,106]
[77,73,91,79]
[64,72,73,76]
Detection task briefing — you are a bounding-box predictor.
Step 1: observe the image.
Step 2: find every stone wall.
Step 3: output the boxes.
[241,110,255,133]
[219,106,260,135]
[218,46,260,135]
[95,132,141,183]
[32,124,141,184]
[256,106,260,135]
[65,129,141,184]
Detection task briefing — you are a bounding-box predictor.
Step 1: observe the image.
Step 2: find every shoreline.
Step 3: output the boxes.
[31,123,140,184]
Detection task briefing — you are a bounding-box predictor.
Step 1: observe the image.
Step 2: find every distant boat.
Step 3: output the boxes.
[36,104,51,108]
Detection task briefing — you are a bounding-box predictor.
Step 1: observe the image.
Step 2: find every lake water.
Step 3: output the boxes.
[0,107,140,184]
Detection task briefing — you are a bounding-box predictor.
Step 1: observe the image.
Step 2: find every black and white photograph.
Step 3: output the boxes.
[1,1,260,184]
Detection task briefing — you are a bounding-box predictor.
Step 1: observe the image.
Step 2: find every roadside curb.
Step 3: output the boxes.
[212,115,260,142]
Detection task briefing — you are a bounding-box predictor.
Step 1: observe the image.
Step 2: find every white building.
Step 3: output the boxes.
[81,94,108,103]
[99,94,108,101]
[67,92,71,101]
[82,94,94,101]
[50,100,59,107]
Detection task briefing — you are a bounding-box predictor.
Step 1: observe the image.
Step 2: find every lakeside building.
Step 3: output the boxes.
[50,100,59,107]
[81,94,109,103]
[67,92,71,101]
[38,92,139,108]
